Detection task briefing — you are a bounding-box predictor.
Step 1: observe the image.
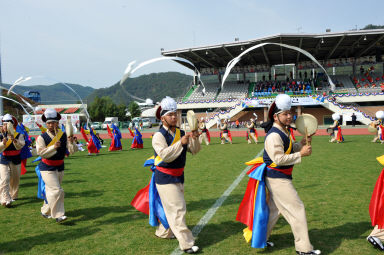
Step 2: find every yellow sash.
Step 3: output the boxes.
[4,131,19,150]
[154,128,181,166]
[47,130,64,147]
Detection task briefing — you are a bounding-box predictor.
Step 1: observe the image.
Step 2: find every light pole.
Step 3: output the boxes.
[0,51,3,115]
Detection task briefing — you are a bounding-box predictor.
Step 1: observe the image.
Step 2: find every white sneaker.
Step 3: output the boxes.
[296,250,321,255]
[56,215,67,223]
[184,245,199,254]
[41,213,52,219]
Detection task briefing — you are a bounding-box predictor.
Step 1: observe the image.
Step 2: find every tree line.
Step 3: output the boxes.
[87,96,141,122]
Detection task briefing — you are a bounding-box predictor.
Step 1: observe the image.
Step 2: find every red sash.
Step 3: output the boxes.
[42,158,64,166]
[267,166,293,175]
[3,150,21,156]
[156,166,184,177]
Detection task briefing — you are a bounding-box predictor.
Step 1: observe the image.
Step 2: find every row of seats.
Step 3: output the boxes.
[216,82,248,100]
[187,83,218,101]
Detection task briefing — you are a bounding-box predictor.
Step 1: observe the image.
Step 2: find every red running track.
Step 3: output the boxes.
[93,128,373,139]
[29,128,373,139]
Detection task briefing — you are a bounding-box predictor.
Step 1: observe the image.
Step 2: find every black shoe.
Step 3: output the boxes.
[367,236,384,251]
[296,250,321,255]
[266,241,274,247]
[2,201,12,208]
[184,246,199,254]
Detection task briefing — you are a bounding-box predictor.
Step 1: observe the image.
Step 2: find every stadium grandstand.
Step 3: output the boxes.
[162,29,384,128]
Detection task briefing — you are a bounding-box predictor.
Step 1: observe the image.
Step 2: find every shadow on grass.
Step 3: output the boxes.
[0,226,101,253]
[19,179,86,189]
[20,172,39,180]
[260,221,371,254]
[61,172,81,175]
[65,189,104,198]
[12,196,41,207]
[187,194,245,212]
[66,205,146,224]
[61,179,87,184]
[194,221,242,247]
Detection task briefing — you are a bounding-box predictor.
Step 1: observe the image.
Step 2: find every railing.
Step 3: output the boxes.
[182,84,196,102]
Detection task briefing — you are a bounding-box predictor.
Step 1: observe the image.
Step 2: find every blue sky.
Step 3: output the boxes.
[0,0,383,88]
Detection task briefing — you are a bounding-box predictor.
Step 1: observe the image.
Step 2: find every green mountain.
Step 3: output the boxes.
[87,72,193,105]
[1,83,94,104]
[1,72,193,106]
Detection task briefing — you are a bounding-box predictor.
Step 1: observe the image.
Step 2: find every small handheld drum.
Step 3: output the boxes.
[6,122,15,136]
[186,110,198,131]
[368,122,378,133]
[295,114,318,145]
[295,114,318,135]
[66,118,74,136]
[326,127,334,135]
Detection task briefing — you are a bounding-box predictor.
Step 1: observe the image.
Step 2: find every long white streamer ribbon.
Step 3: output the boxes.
[0,85,35,113]
[221,42,335,91]
[0,95,31,116]
[7,76,91,124]
[119,56,207,100]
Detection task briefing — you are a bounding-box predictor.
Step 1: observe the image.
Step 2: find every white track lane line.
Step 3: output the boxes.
[170,149,264,255]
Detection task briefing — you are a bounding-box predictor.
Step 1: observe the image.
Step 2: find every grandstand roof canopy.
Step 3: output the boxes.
[162,29,384,70]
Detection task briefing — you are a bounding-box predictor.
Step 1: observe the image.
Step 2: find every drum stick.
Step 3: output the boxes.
[183,118,186,131]
[305,127,310,146]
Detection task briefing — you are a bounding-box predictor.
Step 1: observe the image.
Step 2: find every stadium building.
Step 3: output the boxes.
[162,29,384,128]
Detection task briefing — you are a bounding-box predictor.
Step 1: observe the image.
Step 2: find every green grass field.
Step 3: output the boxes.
[0,135,383,255]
